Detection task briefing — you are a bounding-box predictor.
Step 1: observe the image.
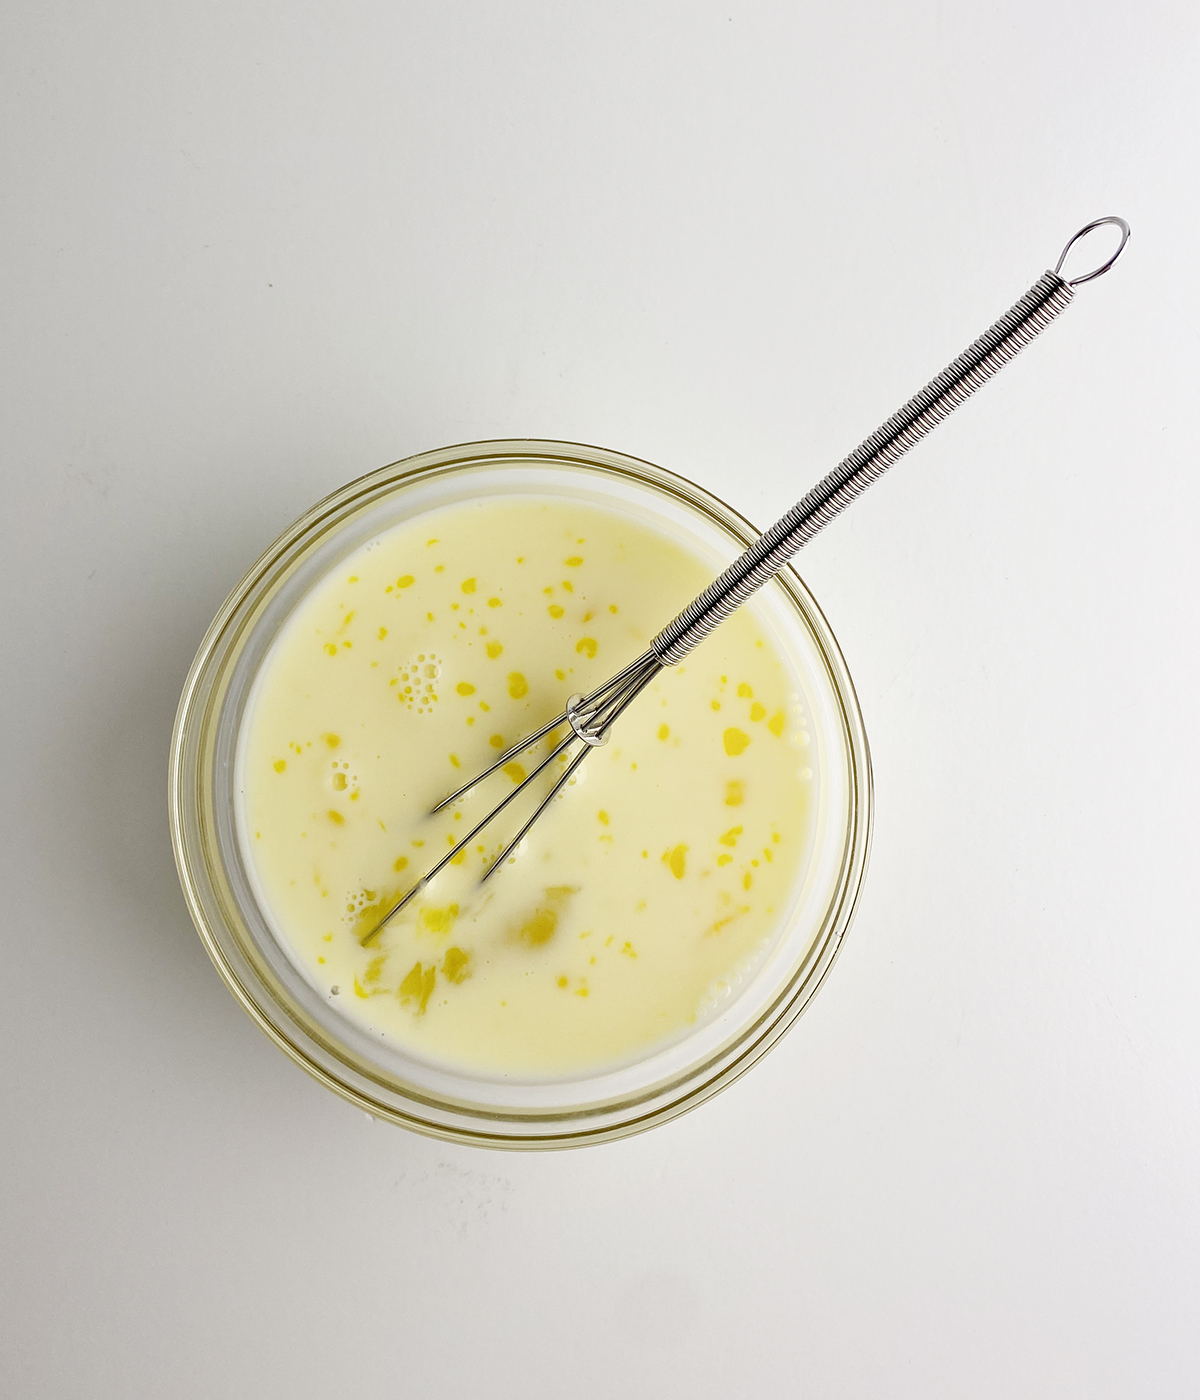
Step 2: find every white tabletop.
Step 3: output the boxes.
[3,4,1198,1396]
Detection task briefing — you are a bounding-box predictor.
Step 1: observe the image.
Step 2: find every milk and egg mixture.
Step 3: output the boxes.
[239,496,816,1075]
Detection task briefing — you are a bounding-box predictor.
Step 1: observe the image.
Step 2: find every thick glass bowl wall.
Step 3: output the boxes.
[170,441,872,1148]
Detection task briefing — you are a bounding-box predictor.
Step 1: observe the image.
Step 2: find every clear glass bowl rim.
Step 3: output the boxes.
[169,439,873,1149]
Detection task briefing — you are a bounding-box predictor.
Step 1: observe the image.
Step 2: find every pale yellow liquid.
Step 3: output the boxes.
[239,495,816,1075]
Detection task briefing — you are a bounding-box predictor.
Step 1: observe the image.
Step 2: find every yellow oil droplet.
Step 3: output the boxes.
[662,844,688,879]
[348,575,358,583]
[725,780,744,806]
[565,556,583,566]
[328,810,344,825]
[503,761,527,783]
[323,733,341,749]
[556,975,569,989]
[449,753,460,768]
[724,728,750,756]
[576,637,597,658]
[575,986,589,998]
[548,604,564,618]
[398,961,437,1013]
[768,710,786,736]
[488,597,502,608]
[442,947,471,983]
[719,825,744,847]
[273,759,287,773]
[489,734,506,749]
[461,578,476,593]
[324,643,337,655]
[561,580,574,593]
[394,855,408,872]
[743,872,753,891]
[516,887,576,945]
[597,810,609,825]
[716,854,732,866]
[456,681,475,696]
[738,682,753,698]
[378,626,388,640]
[421,903,459,936]
[621,942,637,958]
[332,772,347,790]
[508,672,528,699]
[343,611,356,627]
[397,575,415,588]
[608,604,618,614]
[486,641,503,658]
[555,669,565,681]
[657,724,669,740]
[750,702,767,722]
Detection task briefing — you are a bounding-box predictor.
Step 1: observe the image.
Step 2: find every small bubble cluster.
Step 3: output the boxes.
[397,652,442,713]
[329,759,359,803]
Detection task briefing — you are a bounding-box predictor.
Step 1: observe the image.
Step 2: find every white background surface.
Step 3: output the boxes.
[2,3,1198,1396]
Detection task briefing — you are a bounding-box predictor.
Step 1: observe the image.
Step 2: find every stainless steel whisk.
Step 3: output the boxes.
[373,216,1130,934]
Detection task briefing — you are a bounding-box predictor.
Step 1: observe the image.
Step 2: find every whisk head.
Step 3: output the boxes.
[363,648,663,941]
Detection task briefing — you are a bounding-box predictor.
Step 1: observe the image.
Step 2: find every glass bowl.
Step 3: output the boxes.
[169,440,872,1148]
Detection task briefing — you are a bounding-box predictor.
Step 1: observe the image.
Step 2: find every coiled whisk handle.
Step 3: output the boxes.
[651,218,1129,667]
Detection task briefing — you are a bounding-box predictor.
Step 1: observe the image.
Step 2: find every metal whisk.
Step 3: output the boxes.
[373,216,1130,933]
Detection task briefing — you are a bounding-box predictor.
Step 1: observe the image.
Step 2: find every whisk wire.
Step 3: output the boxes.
[479,745,592,884]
